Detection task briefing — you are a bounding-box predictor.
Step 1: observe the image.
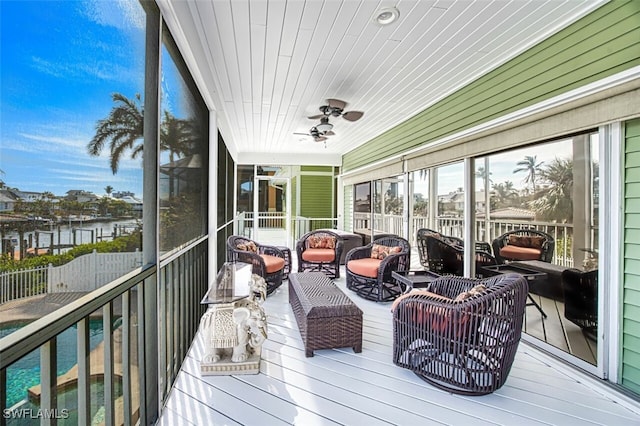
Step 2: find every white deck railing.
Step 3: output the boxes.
[0,238,207,424]
[354,213,581,267]
[0,250,143,304]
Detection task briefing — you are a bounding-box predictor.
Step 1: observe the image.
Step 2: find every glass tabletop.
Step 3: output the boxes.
[201,262,253,304]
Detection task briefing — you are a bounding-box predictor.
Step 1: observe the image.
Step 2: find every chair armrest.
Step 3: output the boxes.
[345,245,371,262]
[259,245,284,258]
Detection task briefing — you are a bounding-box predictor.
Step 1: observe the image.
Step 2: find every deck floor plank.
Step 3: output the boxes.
[160,269,640,425]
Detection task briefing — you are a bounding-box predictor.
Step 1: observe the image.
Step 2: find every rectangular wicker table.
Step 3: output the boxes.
[288,272,363,357]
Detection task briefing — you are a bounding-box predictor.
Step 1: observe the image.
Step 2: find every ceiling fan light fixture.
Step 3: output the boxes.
[375,7,399,26]
[316,121,333,133]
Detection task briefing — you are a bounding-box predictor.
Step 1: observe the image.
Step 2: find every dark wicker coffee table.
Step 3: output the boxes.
[289,272,363,357]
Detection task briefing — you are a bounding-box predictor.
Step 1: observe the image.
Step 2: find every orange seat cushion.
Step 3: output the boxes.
[347,258,382,278]
[301,248,335,262]
[500,245,541,261]
[260,254,285,273]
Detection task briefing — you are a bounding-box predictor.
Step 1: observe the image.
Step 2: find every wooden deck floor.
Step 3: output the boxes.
[159,268,640,425]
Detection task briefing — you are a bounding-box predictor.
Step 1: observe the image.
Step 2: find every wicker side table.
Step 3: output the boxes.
[288,272,363,357]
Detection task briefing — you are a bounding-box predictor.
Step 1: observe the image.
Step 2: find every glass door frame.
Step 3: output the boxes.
[252,175,291,248]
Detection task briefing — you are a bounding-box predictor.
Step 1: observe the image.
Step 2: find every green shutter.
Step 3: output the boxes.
[623,118,640,394]
[343,1,640,172]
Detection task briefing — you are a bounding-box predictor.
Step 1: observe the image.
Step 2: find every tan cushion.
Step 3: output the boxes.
[500,245,542,261]
[260,254,285,273]
[454,284,487,302]
[347,258,382,278]
[371,244,403,260]
[237,241,258,253]
[301,248,335,262]
[308,235,336,249]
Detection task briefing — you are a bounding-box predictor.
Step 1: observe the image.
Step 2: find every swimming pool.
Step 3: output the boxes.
[1,320,105,409]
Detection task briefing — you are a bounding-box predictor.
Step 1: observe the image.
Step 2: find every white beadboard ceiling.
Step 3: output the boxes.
[157,0,605,166]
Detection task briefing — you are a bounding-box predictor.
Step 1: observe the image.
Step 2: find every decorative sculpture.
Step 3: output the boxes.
[200,273,268,375]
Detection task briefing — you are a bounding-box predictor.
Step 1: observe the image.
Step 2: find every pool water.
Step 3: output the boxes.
[1,320,105,408]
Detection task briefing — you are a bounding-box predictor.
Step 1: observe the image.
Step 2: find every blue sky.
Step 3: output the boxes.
[1,0,146,197]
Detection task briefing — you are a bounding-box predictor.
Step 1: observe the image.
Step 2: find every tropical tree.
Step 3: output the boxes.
[88,93,144,174]
[88,93,197,174]
[105,185,114,196]
[513,155,544,194]
[530,158,573,221]
[491,180,517,208]
[475,166,493,185]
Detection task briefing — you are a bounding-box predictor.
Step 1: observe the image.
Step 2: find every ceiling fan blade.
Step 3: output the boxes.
[326,98,347,110]
[314,135,328,142]
[324,130,335,136]
[307,114,324,120]
[293,132,310,136]
[342,111,364,121]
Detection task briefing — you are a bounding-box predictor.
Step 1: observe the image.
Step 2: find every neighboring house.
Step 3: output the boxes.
[0,190,19,212]
[65,190,98,203]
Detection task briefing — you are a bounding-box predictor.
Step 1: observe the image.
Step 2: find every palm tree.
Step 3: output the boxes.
[491,180,517,208]
[88,93,197,174]
[105,186,114,196]
[513,155,543,193]
[88,93,144,174]
[530,158,573,221]
[475,166,493,184]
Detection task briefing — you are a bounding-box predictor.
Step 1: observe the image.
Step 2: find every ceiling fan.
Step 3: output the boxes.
[308,98,364,122]
[293,124,331,142]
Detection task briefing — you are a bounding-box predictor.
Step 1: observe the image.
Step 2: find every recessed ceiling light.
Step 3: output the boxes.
[375,7,400,26]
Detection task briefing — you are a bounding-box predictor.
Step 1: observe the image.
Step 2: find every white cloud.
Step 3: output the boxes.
[82,0,144,30]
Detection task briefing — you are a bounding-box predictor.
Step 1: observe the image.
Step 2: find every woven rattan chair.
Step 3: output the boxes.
[226,235,286,295]
[345,235,411,302]
[492,229,554,264]
[424,234,497,277]
[561,268,598,340]
[296,230,344,279]
[392,273,528,395]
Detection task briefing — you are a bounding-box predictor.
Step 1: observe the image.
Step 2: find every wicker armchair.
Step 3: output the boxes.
[417,228,460,269]
[345,235,411,302]
[424,234,497,277]
[561,268,598,339]
[296,230,344,279]
[492,229,554,264]
[226,235,286,295]
[392,274,528,395]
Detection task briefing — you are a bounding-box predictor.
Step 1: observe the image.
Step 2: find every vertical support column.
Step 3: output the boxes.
[77,317,90,425]
[573,134,591,267]
[600,122,623,382]
[141,3,161,423]
[208,115,218,284]
[103,303,115,426]
[464,158,476,278]
[122,291,132,426]
[40,338,57,426]
[429,168,438,231]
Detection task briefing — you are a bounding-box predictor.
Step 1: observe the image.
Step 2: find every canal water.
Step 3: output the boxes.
[3,219,140,255]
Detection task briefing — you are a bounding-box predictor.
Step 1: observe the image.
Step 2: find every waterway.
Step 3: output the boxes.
[2,219,140,256]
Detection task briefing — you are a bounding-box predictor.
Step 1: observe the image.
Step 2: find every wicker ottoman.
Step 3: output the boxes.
[288,272,363,357]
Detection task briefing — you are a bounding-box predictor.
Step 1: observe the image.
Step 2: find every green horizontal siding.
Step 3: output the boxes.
[623,118,640,395]
[299,175,333,218]
[301,165,333,173]
[343,1,640,171]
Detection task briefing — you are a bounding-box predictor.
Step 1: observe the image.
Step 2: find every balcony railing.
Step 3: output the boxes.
[354,213,582,267]
[0,237,207,425]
